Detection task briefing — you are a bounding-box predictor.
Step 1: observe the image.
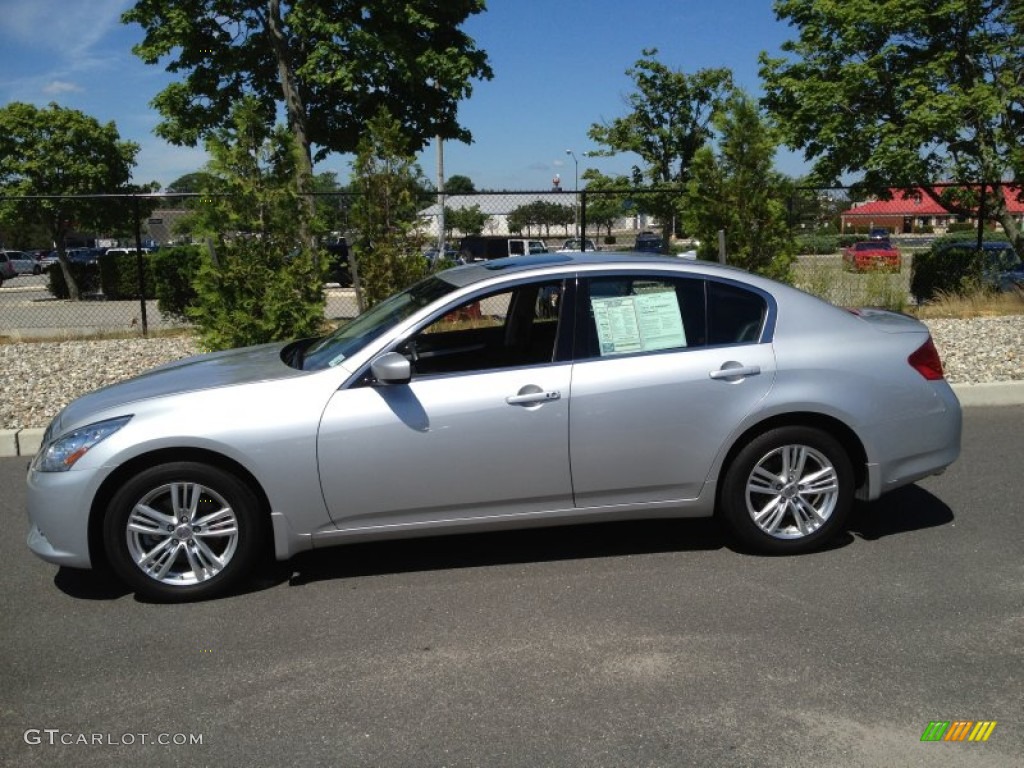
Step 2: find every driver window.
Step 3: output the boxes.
[400,280,565,376]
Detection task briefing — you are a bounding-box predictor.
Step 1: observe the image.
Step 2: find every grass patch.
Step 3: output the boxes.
[0,327,196,345]
[913,287,1024,319]
[793,254,911,311]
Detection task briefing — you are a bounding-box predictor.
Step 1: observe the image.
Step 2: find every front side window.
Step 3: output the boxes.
[303,276,455,370]
[397,279,568,377]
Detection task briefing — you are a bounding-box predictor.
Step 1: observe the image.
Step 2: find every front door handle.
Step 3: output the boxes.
[506,386,561,406]
[709,363,761,381]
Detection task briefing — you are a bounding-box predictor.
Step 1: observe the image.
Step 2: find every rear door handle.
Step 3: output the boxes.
[709,364,761,380]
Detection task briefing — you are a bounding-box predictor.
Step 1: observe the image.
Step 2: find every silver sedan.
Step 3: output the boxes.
[26,253,961,601]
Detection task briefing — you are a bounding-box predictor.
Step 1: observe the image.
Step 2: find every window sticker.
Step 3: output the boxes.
[591,290,686,356]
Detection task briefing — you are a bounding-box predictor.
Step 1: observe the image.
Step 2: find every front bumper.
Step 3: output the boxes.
[25,465,104,569]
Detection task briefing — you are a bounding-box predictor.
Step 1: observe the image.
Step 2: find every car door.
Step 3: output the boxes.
[569,274,776,507]
[317,278,575,531]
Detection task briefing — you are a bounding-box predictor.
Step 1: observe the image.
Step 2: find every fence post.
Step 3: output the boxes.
[717,229,727,264]
[133,195,149,337]
[580,191,587,250]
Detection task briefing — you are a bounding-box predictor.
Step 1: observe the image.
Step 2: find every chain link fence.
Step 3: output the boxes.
[2,185,1005,339]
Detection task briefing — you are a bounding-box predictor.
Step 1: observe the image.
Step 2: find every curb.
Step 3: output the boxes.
[0,427,44,459]
[2,382,1022,459]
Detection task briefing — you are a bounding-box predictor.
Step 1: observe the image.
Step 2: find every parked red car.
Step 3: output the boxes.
[842,240,902,272]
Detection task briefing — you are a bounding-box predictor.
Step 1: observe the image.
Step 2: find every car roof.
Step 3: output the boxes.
[440,251,748,288]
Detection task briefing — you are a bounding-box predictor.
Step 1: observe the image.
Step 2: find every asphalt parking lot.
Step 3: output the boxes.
[1,407,1021,767]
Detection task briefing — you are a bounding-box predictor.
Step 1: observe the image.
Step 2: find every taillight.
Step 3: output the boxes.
[908,337,945,380]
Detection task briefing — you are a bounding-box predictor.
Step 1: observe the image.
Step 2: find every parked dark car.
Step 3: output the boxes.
[634,231,663,252]
[934,241,1024,291]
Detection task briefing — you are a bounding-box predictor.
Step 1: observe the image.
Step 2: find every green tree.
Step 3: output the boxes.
[349,109,430,308]
[445,204,490,236]
[588,49,734,248]
[166,172,218,193]
[123,0,492,240]
[0,102,140,300]
[760,0,1024,256]
[183,98,326,349]
[445,174,477,194]
[683,93,796,280]
[581,169,631,238]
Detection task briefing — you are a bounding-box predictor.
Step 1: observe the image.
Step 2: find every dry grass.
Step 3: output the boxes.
[913,287,1024,319]
[0,327,194,345]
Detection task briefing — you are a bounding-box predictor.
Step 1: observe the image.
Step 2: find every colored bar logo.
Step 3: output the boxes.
[921,721,997,742]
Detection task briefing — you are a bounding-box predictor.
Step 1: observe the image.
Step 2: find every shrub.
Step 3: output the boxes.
[97,251,157,300]
[151,245,204,321]
[909,235,1000,302]
[795,233,839,255]
[187,239,327,350]
[945,222,977,233]
[47,260,100,299]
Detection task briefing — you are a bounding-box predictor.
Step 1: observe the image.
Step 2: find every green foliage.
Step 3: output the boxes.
[151,246,204,321]
[348,109,430,308]
[47,262,100,299]
[123,0,491,158]
[0,102,140,300]
[445,175,477,194]
[98,252,156,300]
[444,204,490,236]
[946,222,979,234]
[507,201,574,236]
[582,169,632,237]
[188,240,326,350]
[179,98,305,240]
[760,0,1024,256]
[910,233,1011,302]
[794,233,839,255]
[588,49,734,247]
[683,93,796,280]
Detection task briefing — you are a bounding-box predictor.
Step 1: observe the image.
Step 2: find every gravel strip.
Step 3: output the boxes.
[2,316,1022,430]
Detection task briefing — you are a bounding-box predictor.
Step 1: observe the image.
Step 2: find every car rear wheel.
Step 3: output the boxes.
[720,426,853,554]
[103,462,264,601]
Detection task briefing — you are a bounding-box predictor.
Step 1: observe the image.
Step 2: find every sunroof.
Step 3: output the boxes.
[483,253,574,270]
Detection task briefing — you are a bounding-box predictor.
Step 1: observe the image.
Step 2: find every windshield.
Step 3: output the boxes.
[302,276,455,371]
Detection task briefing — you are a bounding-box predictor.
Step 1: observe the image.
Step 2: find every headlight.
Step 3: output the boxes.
[32,416,132,472]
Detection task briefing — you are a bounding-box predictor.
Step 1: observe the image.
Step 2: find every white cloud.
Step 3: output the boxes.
[42,80,82,95]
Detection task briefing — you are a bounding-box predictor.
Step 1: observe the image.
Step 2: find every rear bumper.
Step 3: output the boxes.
[861,382,962,499]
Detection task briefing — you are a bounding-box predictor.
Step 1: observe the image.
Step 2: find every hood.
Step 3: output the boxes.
[55,342,304,432]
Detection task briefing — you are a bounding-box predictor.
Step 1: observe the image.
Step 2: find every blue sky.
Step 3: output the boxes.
[0,0,805,191]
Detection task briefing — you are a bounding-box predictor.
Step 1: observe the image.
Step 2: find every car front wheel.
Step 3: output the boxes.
[103,462,264,601]
[720,426,853,554]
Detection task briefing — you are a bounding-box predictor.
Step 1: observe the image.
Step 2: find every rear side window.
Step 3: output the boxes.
[707,281,767,345]
[578,276,706,359]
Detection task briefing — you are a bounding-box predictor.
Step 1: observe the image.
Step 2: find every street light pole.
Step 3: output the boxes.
[565,149,579,246]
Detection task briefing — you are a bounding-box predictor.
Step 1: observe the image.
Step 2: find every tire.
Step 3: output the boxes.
[103,462,265,601]
[720,426,853,554]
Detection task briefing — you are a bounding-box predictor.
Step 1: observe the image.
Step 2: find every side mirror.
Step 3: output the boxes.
[370,352,411,385]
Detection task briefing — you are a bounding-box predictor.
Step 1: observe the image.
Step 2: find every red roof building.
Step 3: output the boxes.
[841,186,1024,234]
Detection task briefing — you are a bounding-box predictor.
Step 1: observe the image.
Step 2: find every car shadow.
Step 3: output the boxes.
[54,566,132,600]
[283,517,726,588]
[847,484,954,540]
[50,484,954,600]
